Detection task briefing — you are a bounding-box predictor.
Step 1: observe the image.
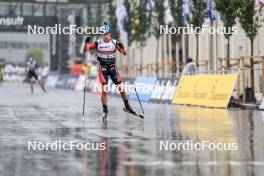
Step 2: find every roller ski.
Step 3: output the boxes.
[40,84,47,93]
[123,102,144,119]
[102,113,108,122]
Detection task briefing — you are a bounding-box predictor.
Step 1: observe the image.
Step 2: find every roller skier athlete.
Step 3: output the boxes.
[83,23,137,121]
[25,58,46,94]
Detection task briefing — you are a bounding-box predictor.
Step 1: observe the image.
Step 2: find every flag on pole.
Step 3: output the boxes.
[206,0,216,21]
[255,0,262,10]
[182,0,190,25]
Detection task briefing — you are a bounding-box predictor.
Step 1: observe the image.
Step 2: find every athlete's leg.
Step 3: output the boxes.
[98,66,109,115]
[37,80,46,92]
[30,80,34,94]
[110,66,128,101]
[33,72,46,93]
[110,67,135,113]
[101,84,108,114]
[117,82,135,113]
[27,72,34,94]
[117,82,128,101]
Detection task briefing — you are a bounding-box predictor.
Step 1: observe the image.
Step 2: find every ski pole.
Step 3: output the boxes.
[82,77,86,115]
[123,55,145,114]
[134,86,144,114]
[82,50,89,115]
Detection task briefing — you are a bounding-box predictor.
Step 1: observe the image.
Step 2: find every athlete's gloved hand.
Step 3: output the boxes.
[123,50,127,55]
[85,36,91,43]
[117,43,124,49]
[118,43,127,55]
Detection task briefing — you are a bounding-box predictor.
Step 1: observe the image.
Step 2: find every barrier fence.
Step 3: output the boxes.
[122,60,209,77]
[122,56,264,104]
[218,56,264,103]
[45,75,178,104]
[45,72,239,108]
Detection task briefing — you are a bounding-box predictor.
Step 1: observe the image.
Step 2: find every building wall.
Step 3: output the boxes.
[0,32,50,64]
[131,11,264,74]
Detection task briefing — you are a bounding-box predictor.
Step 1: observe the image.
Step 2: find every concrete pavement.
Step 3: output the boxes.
[0,82,264,176]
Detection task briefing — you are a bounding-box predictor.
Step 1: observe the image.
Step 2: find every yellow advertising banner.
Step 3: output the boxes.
[174,107,236,143]
[172,73,239,108]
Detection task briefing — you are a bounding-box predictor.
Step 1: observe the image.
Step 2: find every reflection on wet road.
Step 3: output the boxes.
[0,83,264,176]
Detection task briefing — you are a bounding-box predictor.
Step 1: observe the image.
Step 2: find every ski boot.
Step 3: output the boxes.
[124,100,136,114]
[102,105,108,122]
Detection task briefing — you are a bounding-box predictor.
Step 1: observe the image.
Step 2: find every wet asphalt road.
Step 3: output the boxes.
[0,82,264,176]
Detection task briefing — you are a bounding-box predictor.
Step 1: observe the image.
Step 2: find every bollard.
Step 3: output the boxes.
[240,57,246,103]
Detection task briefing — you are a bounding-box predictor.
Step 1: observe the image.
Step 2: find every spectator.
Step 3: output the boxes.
[41,63,50,83]
[182,58,198,75]
[0,66,4,82]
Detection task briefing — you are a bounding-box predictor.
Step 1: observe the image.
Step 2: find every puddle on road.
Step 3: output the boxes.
[0,104,264,176]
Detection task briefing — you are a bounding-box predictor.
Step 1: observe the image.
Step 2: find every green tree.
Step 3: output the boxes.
[136,0,151,74]
[153,0,165,76]
[190,0,206,67]
[25,48,44,66]
[108,0,119,39]
[215,0,239,66]
[169,0,183,74]
[86,0,95,27]
[135,1,151,43]
[123,0,139,47]
[238,0,262,96]
[85,1,102,58]
[122,0,151,75]
[95,2,104,28]
[122,0,140,76]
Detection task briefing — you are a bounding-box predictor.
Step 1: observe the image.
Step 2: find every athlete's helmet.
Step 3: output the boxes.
[100,22,111,34]
[29,58,33,62]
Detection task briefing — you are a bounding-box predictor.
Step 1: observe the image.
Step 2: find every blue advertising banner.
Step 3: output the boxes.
[86,76,96,92]
[149,78,167,103]
[161,78,179,104]
[65,75,79,89]
[55,75,68,89]
[45,75,58,88]
[150,77,179,104]
[108,78,135,97]
[129,76,157,102]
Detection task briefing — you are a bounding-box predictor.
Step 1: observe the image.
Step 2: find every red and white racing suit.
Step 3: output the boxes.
[83,39,126,85]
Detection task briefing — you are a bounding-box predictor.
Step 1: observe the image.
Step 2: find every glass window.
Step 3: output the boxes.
[5,3,22,16]
[45,5,56,16]
[23,3,33,16]
[13,4,21,15]
[34,4,44,16]
[0,4,10,16]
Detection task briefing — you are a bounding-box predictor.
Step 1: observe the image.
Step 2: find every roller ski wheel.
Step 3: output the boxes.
[102,112,108,122]
[123,107,144,119]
